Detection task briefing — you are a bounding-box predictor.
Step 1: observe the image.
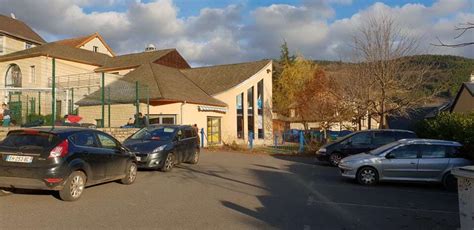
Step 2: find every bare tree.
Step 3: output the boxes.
[348,14,436,128]
[432,22,474,47]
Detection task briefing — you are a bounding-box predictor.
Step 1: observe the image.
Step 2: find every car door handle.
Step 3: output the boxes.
[410,162,417,164]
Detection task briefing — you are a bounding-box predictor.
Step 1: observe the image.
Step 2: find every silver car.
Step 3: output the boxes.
[338,139,472,189]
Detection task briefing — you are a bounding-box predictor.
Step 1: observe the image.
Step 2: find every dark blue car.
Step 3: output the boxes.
[123,125,200,172]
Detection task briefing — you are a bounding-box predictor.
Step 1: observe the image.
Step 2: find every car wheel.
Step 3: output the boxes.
[357,167,379,186]
[329,153,343,166]
[161,153,175,172]
[443,173,457,191]
[59,171,86,201]
[120,163,137,185]
[189,148,200,164]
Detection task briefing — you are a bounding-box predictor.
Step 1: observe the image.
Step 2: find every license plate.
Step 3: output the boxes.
[136,156,141,161]
[6,155,33,163]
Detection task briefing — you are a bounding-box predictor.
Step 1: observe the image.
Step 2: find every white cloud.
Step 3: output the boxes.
[0,0,472,66]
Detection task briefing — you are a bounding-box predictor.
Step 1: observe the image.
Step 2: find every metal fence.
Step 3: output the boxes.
[0,58,150,128]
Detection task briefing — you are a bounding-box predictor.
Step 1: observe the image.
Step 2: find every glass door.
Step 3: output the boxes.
[207,117,221,145]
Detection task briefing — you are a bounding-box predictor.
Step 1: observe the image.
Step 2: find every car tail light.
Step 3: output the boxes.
[44,178,63,183]
[49,140,69,158]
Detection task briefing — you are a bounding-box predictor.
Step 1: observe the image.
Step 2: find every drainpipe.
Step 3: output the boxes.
[180,101,187,124]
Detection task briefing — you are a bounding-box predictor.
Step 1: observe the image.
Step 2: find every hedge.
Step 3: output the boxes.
[416,112,474,159]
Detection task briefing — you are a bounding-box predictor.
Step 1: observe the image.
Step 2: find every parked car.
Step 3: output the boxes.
[123,125,200,172]
[338,139,472,189]
[316,129,417,166]
[0,127,137,201]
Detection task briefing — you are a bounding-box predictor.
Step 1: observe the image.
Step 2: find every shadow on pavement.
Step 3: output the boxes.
[220,156,460,230]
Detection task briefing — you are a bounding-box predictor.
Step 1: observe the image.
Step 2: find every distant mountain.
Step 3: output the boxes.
[313,55,474,98]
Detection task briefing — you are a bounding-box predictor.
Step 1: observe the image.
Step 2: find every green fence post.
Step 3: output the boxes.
[51,58,56,129]
[26,95,29,123]
[135,81,139,116]
[38,92,41,116]
[146,85,150,122]
[101,72,105,128]
[108,87,111,128]
[71,88,74,114]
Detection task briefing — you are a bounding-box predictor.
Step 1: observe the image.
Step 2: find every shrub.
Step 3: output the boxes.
[416,112,474,159]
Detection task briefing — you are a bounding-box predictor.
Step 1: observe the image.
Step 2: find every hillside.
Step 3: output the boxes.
[313,55,474,98]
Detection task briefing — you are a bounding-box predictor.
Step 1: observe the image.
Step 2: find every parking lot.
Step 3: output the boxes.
[1,150,460,230]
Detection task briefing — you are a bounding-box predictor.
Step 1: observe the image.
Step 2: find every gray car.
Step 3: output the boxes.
[338,139,472,189]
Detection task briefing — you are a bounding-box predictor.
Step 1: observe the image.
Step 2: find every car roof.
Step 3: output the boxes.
[356,129,415,134]
[397,138,462,146]
[16,126,96,134]
[148,124,192,129]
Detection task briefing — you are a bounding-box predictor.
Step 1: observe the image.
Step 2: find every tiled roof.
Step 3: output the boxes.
[94,49,175,71]
[77,63,226,107]
[0,14,46,44]
[52,32,115,56]
[181,60,271,95]
[0,42,110,66]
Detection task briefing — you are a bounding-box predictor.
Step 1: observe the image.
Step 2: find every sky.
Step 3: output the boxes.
[0,0,473,66]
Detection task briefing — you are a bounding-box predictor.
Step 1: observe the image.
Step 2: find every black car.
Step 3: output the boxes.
[123,125,200,172]
[0,127,137,201]
[316,129,417,166]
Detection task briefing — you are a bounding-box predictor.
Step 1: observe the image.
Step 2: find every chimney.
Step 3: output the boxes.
[471,72,474,82]
[145,44,156,52]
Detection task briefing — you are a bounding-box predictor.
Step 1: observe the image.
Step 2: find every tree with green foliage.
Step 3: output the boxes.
[416,112,474,159]
[280,40,296,68]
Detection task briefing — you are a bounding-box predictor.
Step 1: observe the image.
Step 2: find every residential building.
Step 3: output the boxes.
[0,14,273,146]
[450,73,474,114]
[0,14,45,55]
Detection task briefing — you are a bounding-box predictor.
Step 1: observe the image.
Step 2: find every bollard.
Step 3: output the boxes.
[200,128,205,148]
[452,166,474,230]
[249,131,254,150]
[299,130,304,153]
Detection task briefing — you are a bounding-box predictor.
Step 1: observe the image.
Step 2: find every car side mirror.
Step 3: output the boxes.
[386,154,395,159]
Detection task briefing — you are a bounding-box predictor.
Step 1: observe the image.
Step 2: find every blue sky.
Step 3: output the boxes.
[0,0,472,65]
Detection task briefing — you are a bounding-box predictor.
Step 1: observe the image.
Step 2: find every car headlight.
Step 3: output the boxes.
[317,148,327,154]
[152,145,166,153]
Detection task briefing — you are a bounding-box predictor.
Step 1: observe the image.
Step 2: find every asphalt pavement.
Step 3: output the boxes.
[0,151,460,230]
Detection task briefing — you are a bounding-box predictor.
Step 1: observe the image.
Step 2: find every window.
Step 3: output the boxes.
[25,42,33,49]
[247,86,254,139]
[70,132,98,148]
[257,80,264,139]
[388,145,419,159]
[421,145,447,158]
[97,133,118,149]
[30,65,36,83]
[350,132,371,145]
[184,127,194,139]
[207,117,221,145]
[148,115,176,125]
[93,46,99,52]
[372,132,396,146]
[447,146,462,158]
[236,93,244,139]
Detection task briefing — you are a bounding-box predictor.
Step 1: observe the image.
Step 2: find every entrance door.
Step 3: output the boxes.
[207,117,221,145]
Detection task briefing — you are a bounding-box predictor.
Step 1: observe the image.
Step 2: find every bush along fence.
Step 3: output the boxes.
[416,112,474,159]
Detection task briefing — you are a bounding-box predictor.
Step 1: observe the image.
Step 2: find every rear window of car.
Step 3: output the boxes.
[394,131,417,139]
[1,131,61,150]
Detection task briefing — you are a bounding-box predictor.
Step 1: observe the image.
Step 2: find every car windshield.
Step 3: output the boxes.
[130,126,176,141]
[369,141,400,155]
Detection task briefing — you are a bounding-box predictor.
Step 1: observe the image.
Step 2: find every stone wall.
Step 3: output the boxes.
[0,127,138,143]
